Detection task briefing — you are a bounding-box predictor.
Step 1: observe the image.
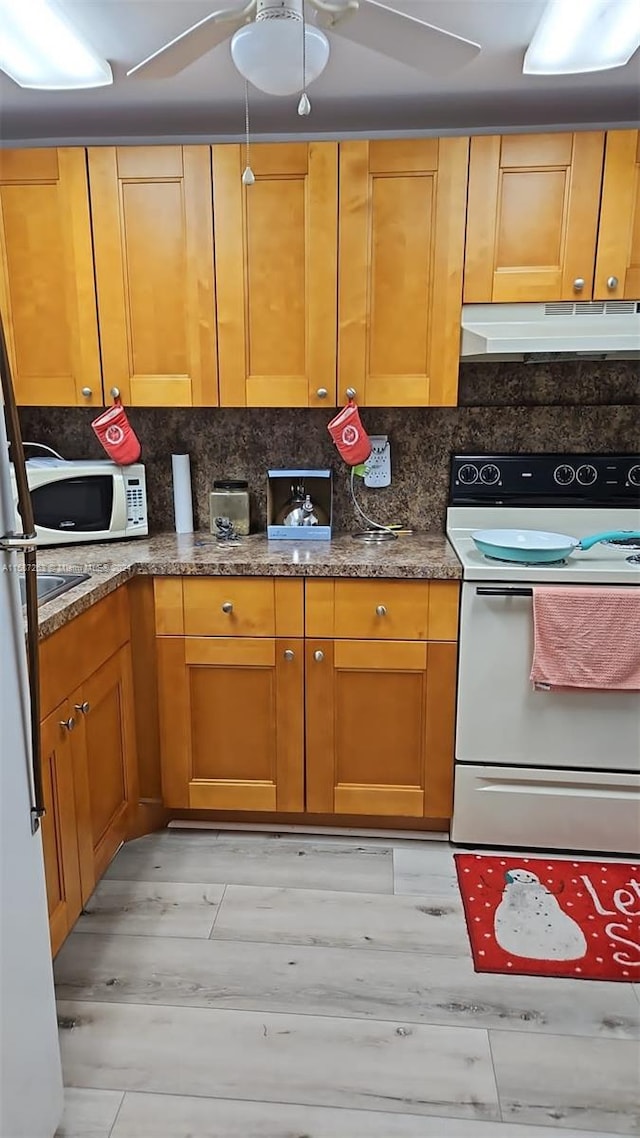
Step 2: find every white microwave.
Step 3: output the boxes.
[9,458,148,546]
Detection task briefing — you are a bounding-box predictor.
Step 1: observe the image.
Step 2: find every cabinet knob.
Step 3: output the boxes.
[221,601,234,614]
[314,649,324,662]
[606,276,619,290]
[346,387,357,400]
[59,717,76,732]
[316,388,328,399]
[74,701,90,715]
[110,387,121,399]
[573,278,585,292]
[81,387,92,398]
[283,649,295,661]
[376,604,387,617]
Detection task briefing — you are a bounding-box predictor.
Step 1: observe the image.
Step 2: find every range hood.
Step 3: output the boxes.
[460,301,640,361]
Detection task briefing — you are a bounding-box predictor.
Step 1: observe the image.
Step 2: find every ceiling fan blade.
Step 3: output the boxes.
[328,0,481,77]
[127,2,255,80]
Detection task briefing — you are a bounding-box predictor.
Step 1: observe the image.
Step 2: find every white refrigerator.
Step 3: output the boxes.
[0,318,64,1137]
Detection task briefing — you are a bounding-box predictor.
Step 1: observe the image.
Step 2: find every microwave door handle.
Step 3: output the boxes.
[0,316,44,833]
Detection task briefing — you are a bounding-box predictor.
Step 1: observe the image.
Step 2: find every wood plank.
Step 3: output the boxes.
[490,1029,640,1134]
[105,832,393,893]
[424,641,456,820]
[427,582,460,640]
[153,577,184,636]
[274,578,304,638]
[71,880,225,938]
[156,637,190,808]
[54,931,639,1040]
[212,883,466,953]
[595,130,640,299]
[57,999,499,1121]
[128,577,161,802]
[110,1092,626,1138]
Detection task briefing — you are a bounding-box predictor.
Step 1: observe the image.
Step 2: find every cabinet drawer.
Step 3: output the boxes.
[305,580,459,641]
[155,577,304,638]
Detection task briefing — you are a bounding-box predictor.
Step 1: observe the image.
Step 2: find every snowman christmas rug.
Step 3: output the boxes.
[455,854,639,982]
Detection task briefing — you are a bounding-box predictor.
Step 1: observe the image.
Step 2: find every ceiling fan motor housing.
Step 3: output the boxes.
[256,0,303,22]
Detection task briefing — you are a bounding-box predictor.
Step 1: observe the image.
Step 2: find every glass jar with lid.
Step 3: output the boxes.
[209,480,250,536]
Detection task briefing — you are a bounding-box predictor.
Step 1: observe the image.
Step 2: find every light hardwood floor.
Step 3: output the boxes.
[55,832,640,1138]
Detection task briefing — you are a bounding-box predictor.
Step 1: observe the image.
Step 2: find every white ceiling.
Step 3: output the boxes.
[1,0,639,144]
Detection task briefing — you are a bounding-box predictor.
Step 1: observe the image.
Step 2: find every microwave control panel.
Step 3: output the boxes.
[125,472,147,527]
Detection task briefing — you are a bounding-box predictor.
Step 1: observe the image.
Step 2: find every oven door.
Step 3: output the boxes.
[456,582,640,773]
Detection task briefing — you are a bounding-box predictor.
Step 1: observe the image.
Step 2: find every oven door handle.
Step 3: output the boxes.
[475,587,533,597]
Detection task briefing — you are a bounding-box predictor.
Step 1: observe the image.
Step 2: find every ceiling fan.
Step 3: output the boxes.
[127,0,482,96]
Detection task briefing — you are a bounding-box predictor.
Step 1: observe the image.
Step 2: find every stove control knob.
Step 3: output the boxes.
[479,463,500,486]
[458,463,478,485]
[628,464,640,488]
[553,463,575,486]
[576,463,597,486]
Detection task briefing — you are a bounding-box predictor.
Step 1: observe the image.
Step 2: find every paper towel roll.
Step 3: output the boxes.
[172,454,194,534]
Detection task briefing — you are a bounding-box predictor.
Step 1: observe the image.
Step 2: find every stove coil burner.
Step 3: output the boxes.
[482,554,568,567]
[605,537,640,549]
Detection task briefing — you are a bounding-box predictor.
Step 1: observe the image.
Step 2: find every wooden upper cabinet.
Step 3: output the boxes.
[464,133,605,303]
[594,131,640,300]
[212,142,338,407]
[338,138,468,407]
[0,148,101,406]
[88,146,217,406]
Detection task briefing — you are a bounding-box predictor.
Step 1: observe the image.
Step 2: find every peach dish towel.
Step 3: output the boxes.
[530,586,640,691]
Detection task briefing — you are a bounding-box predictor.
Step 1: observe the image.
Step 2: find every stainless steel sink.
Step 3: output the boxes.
[18,572,90,606]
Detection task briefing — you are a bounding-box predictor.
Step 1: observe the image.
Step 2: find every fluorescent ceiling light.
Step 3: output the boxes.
[0,0,112,89]
[524,0,640,74]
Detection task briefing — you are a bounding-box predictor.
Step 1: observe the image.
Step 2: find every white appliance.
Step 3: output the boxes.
[460,301,640,359]
[9,457,147,546]
[446,452,640,855]
[0,325,64,1134]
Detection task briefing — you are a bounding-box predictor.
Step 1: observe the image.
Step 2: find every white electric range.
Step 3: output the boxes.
[446,453,640,856]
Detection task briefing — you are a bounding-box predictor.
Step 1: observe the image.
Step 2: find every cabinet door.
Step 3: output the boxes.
[72,646,138,900]
[338,139,468,407]
[88,146,217,406]
[464,133,605,302]
[594,131,640,300]
[40,703,82,956]
[306,639,456,819]
[157,637,304,811]
[0,148,102,406]
[213,143,338,407]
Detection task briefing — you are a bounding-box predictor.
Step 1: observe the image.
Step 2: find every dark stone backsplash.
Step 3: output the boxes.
[19,362,640,534]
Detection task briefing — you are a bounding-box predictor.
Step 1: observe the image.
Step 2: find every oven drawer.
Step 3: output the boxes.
[452,764,640,855]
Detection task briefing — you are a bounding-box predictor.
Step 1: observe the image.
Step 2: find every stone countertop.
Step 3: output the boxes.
[33,531,462,639]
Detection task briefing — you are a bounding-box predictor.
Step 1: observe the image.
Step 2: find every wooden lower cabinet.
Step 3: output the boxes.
[157,636,305,811]
[71,645,138,902]
[306,639,457,820]
[40,703,82,956]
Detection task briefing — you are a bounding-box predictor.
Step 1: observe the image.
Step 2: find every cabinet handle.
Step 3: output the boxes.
[283,649,295,661]
[110,387,120,399]
[221,601,234,614]
[59,717,76,732]
[573,278,585,292]
[316,388,328,399]
[81,387,92,398]
[74,701,90,715]
[376,604,387,617]
[314,649,324,662]
[346,387,357,400]
[607,276,619,290]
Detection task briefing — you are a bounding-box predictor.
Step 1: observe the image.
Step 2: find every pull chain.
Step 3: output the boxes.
[242,80,255,185]
[298,0,311,115]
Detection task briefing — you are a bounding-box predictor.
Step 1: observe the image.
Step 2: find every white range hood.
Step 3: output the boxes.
[460,301,640,360]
